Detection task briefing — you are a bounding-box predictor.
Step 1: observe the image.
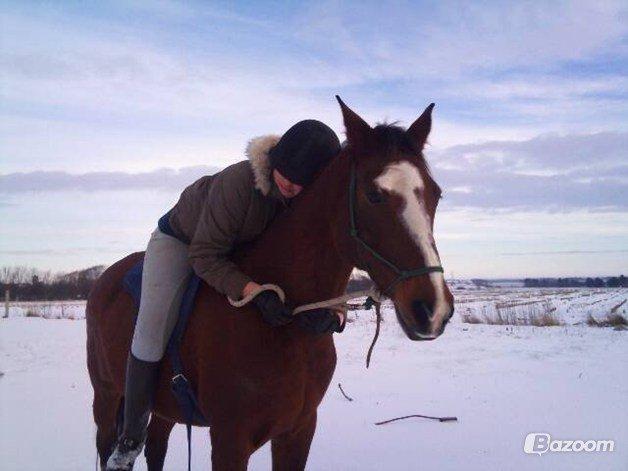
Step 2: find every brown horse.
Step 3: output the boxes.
[86,97,454,470]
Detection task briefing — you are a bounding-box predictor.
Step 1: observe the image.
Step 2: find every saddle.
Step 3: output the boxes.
[122,260,208,426]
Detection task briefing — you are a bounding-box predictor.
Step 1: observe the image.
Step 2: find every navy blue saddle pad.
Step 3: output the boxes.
[122,259,202,314]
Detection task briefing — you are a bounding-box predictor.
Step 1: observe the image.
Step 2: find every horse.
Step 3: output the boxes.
[86,96,455,470]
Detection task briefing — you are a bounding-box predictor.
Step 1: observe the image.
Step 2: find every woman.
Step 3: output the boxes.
[107,120,344,470]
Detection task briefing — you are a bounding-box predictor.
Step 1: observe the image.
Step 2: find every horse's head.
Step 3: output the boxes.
[335,96,454,340]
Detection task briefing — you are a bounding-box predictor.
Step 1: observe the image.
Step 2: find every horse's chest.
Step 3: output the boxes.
[243,340,335,396]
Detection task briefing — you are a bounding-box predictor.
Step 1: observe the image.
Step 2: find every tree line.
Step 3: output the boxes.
[523,276,626,288]
[1,265,106,301]
[2,265,625,301]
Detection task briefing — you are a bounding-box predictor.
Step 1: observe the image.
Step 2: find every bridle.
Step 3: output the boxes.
[231,158,445,369]
[348,160,444,296]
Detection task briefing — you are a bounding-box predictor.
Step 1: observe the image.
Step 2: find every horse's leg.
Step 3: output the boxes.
[210,428,253,471]
[271,412,317,471]
[144,415,175,471]
[93,390,123,469]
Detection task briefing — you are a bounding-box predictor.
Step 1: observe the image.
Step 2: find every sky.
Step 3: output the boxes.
[1,0,627,278]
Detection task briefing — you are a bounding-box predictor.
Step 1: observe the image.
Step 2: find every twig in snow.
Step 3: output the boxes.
[338,383,353,401]
[375,414,458,425]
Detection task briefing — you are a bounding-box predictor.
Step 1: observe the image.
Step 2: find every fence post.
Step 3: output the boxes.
[4,289,9,318]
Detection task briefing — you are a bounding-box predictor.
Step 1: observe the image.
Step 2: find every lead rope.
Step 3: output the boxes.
[365,296,382,368]
[229,284,384,368]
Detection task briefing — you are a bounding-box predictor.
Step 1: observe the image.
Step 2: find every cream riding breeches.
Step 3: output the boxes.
[131,228,192,362]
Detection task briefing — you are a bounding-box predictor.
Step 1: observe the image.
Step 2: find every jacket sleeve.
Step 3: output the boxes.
[188,169,253,300]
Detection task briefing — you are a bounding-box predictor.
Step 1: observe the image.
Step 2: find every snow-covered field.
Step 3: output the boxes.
[6,286,626,326]
[3,300,86,320]
[1,288,627,470]
[451,284,627,326]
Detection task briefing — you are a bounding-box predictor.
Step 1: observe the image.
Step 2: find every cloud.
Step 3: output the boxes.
[2,130,626,213]
[3,2,626,123]
[499,249,628,256]
[1,1,626,176]
[295,1,627,76]
[428,131,628,211]
[0,166,220,193]
[433,131,628,173]
[0,8,344,124]
[1,2,626,277]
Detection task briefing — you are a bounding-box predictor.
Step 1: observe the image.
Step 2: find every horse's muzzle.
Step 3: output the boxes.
[395,301,454,341]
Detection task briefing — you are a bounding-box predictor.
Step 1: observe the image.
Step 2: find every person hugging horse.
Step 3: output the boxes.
[106,120,343,470]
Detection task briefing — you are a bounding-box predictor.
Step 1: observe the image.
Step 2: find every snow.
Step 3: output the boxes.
[451,286,627,325]
[4,300,86,320]
[1,291,627,470]
[7,286,626,326]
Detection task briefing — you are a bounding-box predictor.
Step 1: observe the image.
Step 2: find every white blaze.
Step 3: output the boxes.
[374,161,450,327]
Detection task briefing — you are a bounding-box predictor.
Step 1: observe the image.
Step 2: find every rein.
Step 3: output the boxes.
[229,283,381,316]
[229,283,383,368]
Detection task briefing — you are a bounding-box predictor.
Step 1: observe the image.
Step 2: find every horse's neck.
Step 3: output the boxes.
[241,156,354,305]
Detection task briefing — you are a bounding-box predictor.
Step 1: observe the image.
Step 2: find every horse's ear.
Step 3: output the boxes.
[336,95,371,145]
[407,103,435,150]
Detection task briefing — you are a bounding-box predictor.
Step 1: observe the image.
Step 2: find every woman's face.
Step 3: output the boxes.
[273,169,303,198]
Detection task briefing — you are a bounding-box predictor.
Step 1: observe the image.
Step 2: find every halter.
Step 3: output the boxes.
[349,160,444,296]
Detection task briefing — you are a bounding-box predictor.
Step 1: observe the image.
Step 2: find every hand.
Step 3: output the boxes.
[296,308,345,334]
[242,281,262,298]
[252,291,293,327]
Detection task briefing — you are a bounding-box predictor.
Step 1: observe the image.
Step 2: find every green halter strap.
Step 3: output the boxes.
[348,161,444,295]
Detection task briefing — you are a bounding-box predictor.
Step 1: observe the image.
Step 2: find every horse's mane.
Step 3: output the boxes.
[373,123,421,155]
[232,144,350,267]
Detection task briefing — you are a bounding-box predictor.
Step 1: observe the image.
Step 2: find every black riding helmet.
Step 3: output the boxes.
[269,120,341,186]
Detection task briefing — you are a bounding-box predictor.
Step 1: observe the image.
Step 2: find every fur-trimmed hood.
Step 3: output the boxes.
[245,135,281,196]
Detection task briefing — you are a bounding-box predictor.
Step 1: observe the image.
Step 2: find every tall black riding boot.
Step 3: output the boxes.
[106,353,160,471]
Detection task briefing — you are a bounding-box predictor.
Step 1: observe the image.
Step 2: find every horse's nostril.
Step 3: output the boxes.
[411,300,433,320]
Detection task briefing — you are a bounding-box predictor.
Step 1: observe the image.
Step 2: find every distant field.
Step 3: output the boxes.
[5,300,86,320]
[6,285,627,327]
[448,284,627,326]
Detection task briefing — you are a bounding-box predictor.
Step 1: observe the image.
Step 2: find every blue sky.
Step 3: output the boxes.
[1,0,627,277]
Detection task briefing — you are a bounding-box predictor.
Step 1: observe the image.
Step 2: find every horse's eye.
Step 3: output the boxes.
[366,189,385,204]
